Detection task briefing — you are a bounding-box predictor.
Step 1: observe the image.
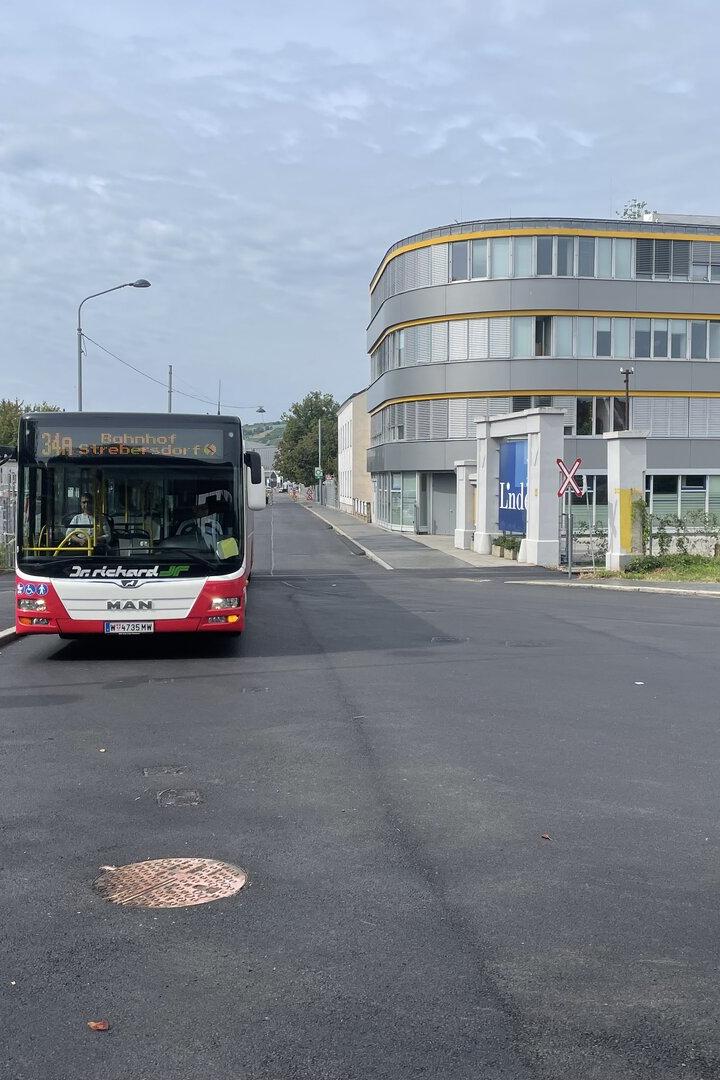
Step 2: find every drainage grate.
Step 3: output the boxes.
[94,857,247,908]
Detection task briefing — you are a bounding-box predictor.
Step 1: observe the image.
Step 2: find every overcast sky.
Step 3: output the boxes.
[2,0,718,420]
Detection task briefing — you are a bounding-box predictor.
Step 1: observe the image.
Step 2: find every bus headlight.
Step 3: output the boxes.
[211,596,240,609]
[18,599,47,611]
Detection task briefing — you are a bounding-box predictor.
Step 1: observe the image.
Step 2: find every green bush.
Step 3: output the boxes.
[624,553,720,574]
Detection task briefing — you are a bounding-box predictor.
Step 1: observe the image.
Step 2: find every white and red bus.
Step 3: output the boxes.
[11,412,266,638]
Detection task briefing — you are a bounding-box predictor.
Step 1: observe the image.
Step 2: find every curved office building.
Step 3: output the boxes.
[367,215,720,533]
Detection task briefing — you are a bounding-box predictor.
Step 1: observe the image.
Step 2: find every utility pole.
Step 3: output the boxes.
[620,367,634,430]
[217,380,221,416]
[318,417,322,505]
[167,364,173,413]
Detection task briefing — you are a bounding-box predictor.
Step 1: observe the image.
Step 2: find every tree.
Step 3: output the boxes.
[274,391,339,485]
[617,198,651,220]
[0,399,63,447]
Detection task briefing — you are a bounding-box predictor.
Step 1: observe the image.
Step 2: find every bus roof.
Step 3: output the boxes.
[22,411,243,425]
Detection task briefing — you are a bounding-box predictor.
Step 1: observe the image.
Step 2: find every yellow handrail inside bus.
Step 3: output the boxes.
[52,530,93,556]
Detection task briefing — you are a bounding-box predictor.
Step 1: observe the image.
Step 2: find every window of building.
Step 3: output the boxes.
[513,236,532,276]
[614,318,630,358]
[672,240,690,279]
[535,315,552,356]
[652,319,668,358]
[396,330,405,367]
[691,320,708,359]
[512,316,533,357]
[595,398,611,434]
[635,238,653,278]
[671,320,687,358]
[613,397,628,431]
[491,237,510,277]
[595,317,612,357]
[614,239,632,278]
[650,475,680,516]
[712,247,720,282]
[390,473,402,526]
[634,319,651,358]
[450,241,469,281]
[577,317,594,356]
[578,236,595,276]
[402,473,417,528]
[536,236,553,275]
[471,238,487,278]
[557,236,574,276]
[710,322,720,358]
[691,242,710,282]
[512,396,532,412]
[596,237,613,278]
[537,395,553,407]
[576,398,593,435]
[555,316,573,356]
[654,239,671,280]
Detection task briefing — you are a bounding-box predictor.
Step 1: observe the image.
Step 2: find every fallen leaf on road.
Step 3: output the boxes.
[541,833,553,841]
[87,1020,110,1031]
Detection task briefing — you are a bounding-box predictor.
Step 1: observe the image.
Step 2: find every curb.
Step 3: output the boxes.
[0,626,17,647]
[504,579,720,599]
[299,505,393,570]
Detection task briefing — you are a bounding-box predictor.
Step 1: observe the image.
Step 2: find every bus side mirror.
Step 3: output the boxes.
[0,444,16,466]
[244,451,266,510]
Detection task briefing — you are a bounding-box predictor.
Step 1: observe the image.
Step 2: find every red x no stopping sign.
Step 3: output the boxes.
[557,457,583,498]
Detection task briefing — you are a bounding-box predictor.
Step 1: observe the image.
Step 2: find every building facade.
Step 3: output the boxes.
[367,215,720,533]
[337,389,373,517]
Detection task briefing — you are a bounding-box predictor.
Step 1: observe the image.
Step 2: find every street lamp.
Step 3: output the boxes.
[77,279,151,411]
[620,367,634,430]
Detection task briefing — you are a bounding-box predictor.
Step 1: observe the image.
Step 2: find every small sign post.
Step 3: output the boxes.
[314,467,323,480]
[557,457,582,578]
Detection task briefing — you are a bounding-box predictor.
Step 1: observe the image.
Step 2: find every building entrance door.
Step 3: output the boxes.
[431,472,456,534]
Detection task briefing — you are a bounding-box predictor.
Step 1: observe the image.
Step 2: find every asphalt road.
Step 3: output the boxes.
[3,498,720,1079]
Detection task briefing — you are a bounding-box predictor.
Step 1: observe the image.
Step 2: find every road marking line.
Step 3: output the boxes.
[0,627,17,647]
[504,580,720,598]
[299,505,394,570]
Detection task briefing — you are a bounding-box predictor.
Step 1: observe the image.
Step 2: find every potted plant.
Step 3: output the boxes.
[504,535,521,560]
[491,536,504,558]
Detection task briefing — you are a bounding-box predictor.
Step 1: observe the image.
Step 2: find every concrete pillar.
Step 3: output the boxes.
[454,460,476,549]
[472,420,496,554]
[604,431,647,570]
[522,413,565,567]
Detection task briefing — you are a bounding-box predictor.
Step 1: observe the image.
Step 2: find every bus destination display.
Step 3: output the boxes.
[34,425,225,460]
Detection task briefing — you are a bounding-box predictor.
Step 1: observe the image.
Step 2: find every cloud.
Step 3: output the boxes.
[0,0,718,416]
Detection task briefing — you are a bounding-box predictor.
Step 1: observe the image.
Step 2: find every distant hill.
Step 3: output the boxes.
[242,420,285,446]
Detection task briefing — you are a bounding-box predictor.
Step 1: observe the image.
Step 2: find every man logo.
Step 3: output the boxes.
[106,600,153,611]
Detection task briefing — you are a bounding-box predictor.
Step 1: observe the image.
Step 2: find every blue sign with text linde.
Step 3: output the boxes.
[498,439,528,534]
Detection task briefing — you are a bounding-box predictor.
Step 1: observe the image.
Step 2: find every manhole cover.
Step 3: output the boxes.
[94,858,247,908]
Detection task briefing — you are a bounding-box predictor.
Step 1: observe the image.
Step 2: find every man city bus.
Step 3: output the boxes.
[9,412,266,637]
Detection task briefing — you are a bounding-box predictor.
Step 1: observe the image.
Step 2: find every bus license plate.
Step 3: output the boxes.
[104,621,154,635]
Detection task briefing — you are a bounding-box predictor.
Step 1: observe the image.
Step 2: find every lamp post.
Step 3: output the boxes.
[620,366,634,430]
[77,279,151,411]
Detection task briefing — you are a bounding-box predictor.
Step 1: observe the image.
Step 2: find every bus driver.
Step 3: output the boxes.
[66,493,112,547]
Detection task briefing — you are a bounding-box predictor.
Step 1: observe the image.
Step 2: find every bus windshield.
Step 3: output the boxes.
[17,417,243,576]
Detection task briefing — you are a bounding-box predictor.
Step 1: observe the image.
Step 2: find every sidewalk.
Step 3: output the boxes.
[302,503,510,571]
